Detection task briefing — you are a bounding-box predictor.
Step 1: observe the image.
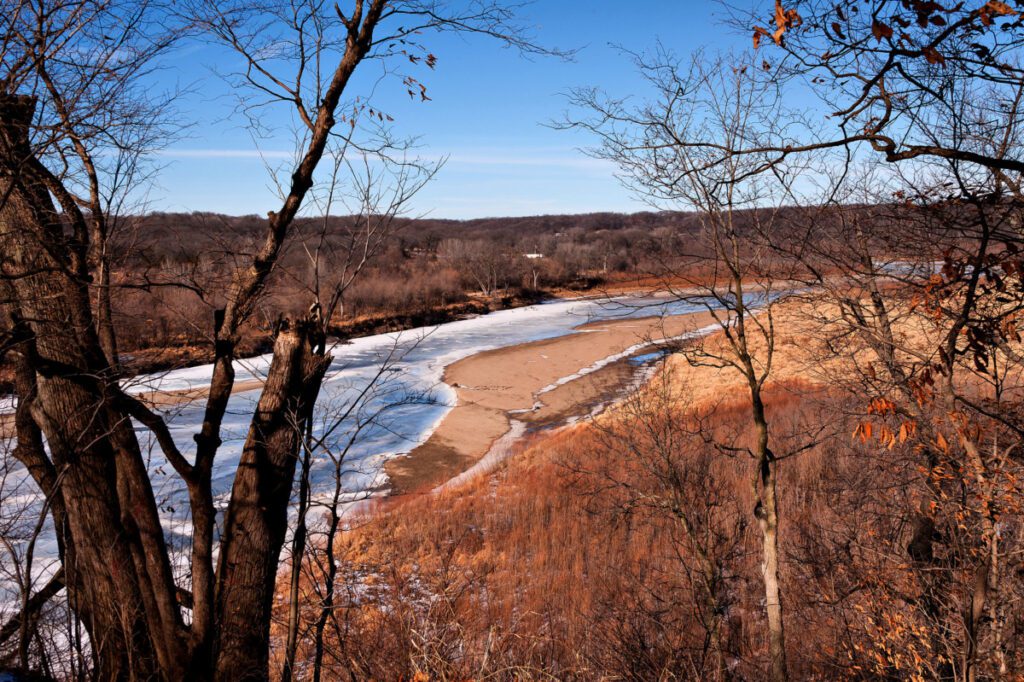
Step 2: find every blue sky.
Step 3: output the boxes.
[151,1,752,219]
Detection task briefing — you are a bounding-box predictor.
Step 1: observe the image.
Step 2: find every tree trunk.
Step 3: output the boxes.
[313,502,344,682]
[756,454,787,682]
[94,259,120,370]
[1,94,185,680]
[281,422,314,682]
[213,319,330,680]
[749,390,787,682]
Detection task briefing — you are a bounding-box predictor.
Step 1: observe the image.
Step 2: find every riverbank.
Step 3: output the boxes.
[1,292,719,493]
[0,270,705,400]
[383,309,717,495]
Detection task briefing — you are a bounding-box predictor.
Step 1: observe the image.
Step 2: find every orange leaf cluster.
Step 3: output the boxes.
[872,19,895,41]
[980,0,1017,26]
[853,419,917,449]
[753,0,802,48]
[867,397,898,415]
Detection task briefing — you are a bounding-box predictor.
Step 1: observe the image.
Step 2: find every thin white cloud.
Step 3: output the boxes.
[156,147,612,171]
[156,148,295,160]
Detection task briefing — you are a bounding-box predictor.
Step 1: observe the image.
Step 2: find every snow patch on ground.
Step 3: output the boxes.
[535,322,722,397]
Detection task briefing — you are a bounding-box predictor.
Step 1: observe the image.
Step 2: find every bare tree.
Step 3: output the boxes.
[774,162,1024,679]
[0,0,556,678]
[0,0,179,372]
[281,335,436,682]
[566,52,815,681]
[730,9,1024,674]
[437,238,523,297]
[718,0,1024,193]
[563,4,1024,676]
[577,366,747,681]
[278,147,437,682]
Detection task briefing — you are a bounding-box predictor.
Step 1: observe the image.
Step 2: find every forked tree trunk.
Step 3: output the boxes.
[2,3,390,675]
[2,93,334,681]
[213,320,330,680]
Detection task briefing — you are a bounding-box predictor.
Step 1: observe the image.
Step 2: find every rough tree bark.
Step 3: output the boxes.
[0,3,377,673]
[1,92,332,681]
[2,0,549,675]
[0,93,185,680]
[214,320,330,679]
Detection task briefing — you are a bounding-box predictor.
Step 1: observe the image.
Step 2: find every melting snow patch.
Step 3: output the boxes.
[535,322,722,397]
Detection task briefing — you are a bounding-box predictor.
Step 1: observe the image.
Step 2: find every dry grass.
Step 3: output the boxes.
[271,290,1024,680]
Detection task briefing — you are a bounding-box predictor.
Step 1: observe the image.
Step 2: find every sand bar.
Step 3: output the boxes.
[384,309,717,494]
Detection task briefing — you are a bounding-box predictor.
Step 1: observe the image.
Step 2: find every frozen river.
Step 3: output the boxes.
[0,293,723,605]
[123,293,718,509]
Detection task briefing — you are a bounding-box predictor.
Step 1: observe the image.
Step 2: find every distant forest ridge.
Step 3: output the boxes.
[129,209,705,249]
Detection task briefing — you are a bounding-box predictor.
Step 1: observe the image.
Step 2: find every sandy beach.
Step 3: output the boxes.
[384,309,717,494]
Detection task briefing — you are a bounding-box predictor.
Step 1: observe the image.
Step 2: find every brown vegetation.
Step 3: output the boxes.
[0,1,560,679]
[278,291,1024,680]
[4,1,1024,680]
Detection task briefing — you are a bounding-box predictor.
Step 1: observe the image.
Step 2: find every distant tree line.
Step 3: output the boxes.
[91,210,703,362]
